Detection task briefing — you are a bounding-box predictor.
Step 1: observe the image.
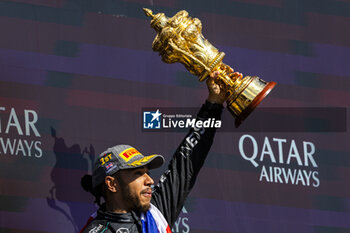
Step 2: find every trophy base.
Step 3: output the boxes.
[227,76,276,127]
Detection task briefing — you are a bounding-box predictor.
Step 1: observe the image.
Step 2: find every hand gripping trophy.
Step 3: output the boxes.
[144,9,276,126]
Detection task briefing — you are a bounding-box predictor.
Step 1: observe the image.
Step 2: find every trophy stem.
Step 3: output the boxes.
[227,78,276,127]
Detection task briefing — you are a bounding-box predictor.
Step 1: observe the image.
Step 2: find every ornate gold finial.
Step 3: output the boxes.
[143,8,154,18]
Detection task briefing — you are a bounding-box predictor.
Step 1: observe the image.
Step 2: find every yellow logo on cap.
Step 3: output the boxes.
[119,148,141,162]
[128,155,156,167]
[100,153,112,166]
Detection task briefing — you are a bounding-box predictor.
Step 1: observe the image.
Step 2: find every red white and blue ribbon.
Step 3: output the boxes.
[141,204,172,233]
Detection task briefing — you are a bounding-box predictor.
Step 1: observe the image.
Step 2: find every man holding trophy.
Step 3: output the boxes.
[79,9,275,233]
[80,72,226,233]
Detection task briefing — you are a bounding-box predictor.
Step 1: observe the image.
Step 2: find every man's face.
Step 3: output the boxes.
[117,166,154,213]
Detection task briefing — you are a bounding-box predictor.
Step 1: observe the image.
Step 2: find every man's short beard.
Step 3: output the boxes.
[118,177,151,213]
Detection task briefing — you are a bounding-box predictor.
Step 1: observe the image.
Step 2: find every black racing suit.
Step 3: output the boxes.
[82,101,223,233]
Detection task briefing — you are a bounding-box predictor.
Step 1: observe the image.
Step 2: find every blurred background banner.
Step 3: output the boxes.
[0,0,349,232]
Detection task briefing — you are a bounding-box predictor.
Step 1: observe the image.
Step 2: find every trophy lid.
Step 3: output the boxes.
[143,8,168,32]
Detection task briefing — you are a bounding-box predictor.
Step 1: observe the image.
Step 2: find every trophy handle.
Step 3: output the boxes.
[168,40,211,73]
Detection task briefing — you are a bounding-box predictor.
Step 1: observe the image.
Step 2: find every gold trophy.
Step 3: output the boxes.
[144,8,276,126]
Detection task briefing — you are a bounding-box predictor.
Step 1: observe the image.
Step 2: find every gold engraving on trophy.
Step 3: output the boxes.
[144,8,276,126]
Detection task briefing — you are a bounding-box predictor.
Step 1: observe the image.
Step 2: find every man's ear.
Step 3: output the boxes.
[105,176,119,193]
